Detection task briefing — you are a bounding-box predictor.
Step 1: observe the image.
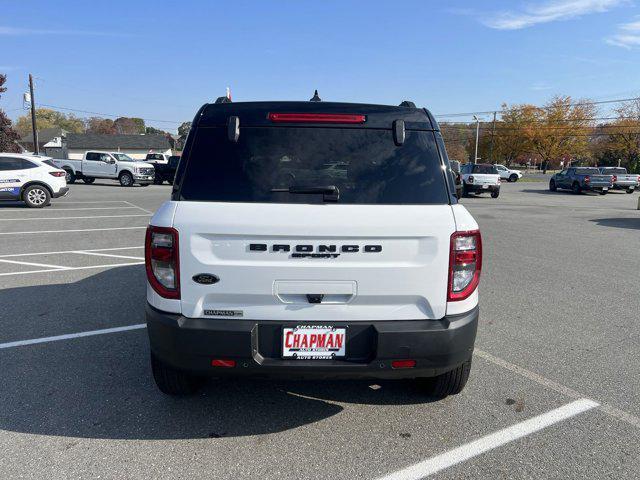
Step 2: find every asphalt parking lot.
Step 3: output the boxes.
[0,180,638,479]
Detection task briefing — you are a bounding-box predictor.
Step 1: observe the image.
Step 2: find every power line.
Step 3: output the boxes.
[36,103,182,124]
[435,96,640,119]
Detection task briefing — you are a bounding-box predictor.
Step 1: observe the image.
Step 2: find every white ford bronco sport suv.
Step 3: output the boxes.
[145,99,482,399]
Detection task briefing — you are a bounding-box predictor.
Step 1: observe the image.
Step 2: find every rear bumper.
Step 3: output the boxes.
[146,304,478,379]
[52,187,69,198]
[466,183,499,193]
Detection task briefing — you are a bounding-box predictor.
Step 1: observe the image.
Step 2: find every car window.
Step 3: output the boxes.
[180,127,450,205]
[19,159,38,169]
[0,157,25,171]
[471,164,498,174]
[575,168,599,175]
[85,152,99,161]
[99,154,111,162]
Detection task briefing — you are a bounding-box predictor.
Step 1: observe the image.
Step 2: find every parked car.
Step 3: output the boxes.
[145,99,481,399]
[53,151,155,187]
[549,167,612,194]
[151,155,180,185]
[597,167,639,193]
[494,164,523,182]
[0,153,68,207]
[461,163,501,198]
[450,160,463,199]
[145,153,171,164]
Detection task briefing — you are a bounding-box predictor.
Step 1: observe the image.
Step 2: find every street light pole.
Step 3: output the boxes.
[473,115,480,162]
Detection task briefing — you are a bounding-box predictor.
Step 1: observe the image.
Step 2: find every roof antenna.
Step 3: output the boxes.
[310,89,321,102]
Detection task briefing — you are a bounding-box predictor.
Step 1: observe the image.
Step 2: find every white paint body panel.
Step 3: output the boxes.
[147,200,481,321]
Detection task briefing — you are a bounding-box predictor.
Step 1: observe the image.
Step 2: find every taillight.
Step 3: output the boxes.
[268,113,366,124]
[611,175,617,183]
[448,230,482,301]
[49,171,66,177]
[468,175,474,184]
[145,226,180,299]
[585,176,590,184]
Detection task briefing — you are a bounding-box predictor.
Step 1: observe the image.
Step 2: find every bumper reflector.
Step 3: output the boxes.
[211,359,236,368]
[391,360,416,369]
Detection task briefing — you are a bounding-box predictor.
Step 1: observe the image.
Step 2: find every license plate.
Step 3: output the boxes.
[482,184,489,189]
[603,187,608,191]
[282,326,346,359]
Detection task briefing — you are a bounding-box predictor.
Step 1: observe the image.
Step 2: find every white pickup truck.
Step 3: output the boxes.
[461,163,501,198]
[53,151,156,187]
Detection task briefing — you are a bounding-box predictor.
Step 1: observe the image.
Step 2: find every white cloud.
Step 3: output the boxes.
[482,0,628,30]
[0,26,129,37]
[606,17,640,47]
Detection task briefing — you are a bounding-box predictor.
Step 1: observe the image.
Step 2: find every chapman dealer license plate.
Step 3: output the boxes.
[282,326,346,359]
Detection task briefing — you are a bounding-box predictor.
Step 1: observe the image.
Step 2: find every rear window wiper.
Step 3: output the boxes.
[270,185,340,202]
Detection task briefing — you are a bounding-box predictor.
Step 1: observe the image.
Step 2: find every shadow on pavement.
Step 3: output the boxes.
[0,266,436,441]
[590,217,640,230]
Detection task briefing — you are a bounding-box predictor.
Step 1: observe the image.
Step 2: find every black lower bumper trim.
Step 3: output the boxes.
[52,187,69,198]
[146,304,479,380]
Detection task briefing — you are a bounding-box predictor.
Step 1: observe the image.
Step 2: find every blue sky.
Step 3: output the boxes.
[1,0,639,132]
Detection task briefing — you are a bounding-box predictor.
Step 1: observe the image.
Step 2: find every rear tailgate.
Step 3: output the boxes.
[174,202,456,321]
[588,174,613,187]
[470,173,500,187]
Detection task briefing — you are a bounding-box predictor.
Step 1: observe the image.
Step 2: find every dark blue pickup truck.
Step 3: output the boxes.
[549,167,613,195]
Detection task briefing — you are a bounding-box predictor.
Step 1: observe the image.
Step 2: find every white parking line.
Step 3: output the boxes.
[53,201,129,204]
[475,349,640,430]
[0,261,144,277]
[0,214,151,221]
[0,258,66,269]
[124,200,154,215]
[0,324,147,349]
[0,226,147,235]
[376,399,599,480]
[39,206,141,211]
[0,246,143,258]
[74,251,144,260]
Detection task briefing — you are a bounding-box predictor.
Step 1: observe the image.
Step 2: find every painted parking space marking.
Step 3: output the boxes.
[0,261,144,277]
[0,258,67,270]
[476,349,640,430]
[376,399,599,480]
[0,246,143,258]
[0,324,147,350]
[0,214,151,221]
[0,226,147,236]
[74,251,144,260]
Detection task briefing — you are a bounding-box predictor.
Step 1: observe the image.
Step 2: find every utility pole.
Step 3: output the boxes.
[28,74,39,155]
[473,115,480,162]
[488,111,497,163]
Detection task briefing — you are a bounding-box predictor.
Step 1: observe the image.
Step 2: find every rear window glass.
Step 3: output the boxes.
[472,164,498,174]
[179,127,449,204]
[575,168,600,174]
[601,167,627,174]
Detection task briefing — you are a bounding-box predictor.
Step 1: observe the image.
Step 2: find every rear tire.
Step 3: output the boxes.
[417,358,472,398]
[83,177,95,184]
[549,179,557,192]
[64,169,76,184]
[22,185,51,208]
[491,190,500,198]
[572,182,582,194]
[509,174,518,182]
[626,188,634,194]
[150,353,203,396]
[119,171,134,187]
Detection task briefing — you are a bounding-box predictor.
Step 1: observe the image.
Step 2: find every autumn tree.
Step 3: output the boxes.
[440,123,472,163]
[0,74,21,152]
[86,117,116,134]
[15,108,84,136]
[591,100,640,173]
[523,96,595,168]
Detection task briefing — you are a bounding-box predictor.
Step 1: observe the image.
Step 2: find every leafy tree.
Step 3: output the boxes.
[0,74,21,152]
[86,117,116,134]
[145,126,167,135]
[591,100,640,173]
[113,117,145,134]
[178,121,191,138]
[15,108,84,136]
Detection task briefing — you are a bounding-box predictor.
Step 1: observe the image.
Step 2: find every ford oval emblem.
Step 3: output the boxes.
[192,273,219,285]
